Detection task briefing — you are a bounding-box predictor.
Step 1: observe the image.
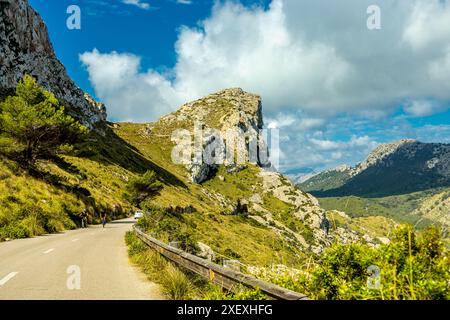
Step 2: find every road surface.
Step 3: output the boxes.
[0,218,164,300]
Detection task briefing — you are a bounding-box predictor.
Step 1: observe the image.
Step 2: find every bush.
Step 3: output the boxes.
[0,223,30,240]
[267,224,450,300]
[124,170,162,207]
[203,285,266,300]
[175,231,200,254]
[160,264,194,300]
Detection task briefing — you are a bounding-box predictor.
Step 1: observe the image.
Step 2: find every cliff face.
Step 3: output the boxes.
[0,0,106,127]
[159,88,270,183]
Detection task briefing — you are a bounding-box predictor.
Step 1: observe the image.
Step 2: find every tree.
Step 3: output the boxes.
[124,170,163,207]
[0,75,87,166]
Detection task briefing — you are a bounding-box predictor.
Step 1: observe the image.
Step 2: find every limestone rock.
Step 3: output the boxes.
[196,242,215,261]
[160,88,270,183]
[0,0,106,127]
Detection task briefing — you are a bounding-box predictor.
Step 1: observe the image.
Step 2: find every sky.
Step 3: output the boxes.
[29,0,450,174]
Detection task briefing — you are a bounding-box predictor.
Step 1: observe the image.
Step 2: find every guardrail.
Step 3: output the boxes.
[133,225,308,300]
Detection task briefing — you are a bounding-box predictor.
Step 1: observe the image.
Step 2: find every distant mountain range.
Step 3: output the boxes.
[299,139,450,197]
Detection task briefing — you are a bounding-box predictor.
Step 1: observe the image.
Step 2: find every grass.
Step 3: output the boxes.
[318,192,436,225]
[125,231,266,300]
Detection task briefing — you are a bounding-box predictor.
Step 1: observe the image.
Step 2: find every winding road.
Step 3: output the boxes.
[0,218,163,300]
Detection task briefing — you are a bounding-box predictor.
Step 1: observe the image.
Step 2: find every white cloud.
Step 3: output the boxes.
[266,113,296,129]
[82,0,450,122]
[80,0,450,170]
[176,0,192,4]
[80,49,181,121]
[309,138,340,151]
[403,1,450,50]
[122,0,150,10]
[403,100,446,117]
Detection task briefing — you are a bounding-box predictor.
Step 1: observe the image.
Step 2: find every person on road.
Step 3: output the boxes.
[81,209,88,228]
[100,211,106,228]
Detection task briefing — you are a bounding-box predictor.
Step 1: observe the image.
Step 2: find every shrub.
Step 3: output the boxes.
[203,285,266,300]
[267,224,450,300]
[160,264,194,300]
[124,170,162,207]
[0,223,30,240]
[175,231,200,254]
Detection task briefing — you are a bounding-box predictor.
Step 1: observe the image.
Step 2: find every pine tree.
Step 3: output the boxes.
[0,75,87,166]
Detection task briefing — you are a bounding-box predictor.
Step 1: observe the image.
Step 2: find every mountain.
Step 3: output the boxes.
[0,0,387,269]
[132,88,367,255]
[300,139,450,197]
[0,0,106,127]
[284,167,318,185]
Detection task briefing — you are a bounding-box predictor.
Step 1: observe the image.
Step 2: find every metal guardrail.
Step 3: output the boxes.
[133,225,308,300]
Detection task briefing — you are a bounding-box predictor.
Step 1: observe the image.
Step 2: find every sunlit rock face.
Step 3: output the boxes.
[0,0,106,127]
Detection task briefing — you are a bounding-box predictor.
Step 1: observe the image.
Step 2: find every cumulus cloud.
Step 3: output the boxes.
[80,0,450,170]
[80,49,181,121]
[403,100,447,117]
[122,0,150,10]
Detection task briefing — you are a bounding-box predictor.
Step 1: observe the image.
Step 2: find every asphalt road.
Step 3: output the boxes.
[0,218,164,300]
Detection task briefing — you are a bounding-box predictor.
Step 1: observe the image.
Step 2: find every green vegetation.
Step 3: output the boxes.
[124,170,163,207]
[125,231,266,300]
[136,203,308,267]
[0,75,87,167]
[327,211,397,239]
[263,225,449,300]
[318,190,446,228]
[298,169,351,193]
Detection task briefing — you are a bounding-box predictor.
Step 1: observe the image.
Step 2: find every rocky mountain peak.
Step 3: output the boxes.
[162,87,263,131]
[351,139,417,176]
[156,88,268,183]
[0,0,106,127]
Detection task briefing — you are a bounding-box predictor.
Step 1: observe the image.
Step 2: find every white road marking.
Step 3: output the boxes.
[72,238,79,242]
[43,248,54,254]
[0,272,18,286]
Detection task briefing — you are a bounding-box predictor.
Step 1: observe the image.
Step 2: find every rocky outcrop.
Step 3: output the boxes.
[256,170,354,253]
[0,0,106,127]
[161,88,270,183]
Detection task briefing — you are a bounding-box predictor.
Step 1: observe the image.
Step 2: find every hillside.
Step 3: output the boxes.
[299,140,450,240]
[299,139,450,197]
[112,88,370,260]
[0,0,356,273]
[0,83,372,263]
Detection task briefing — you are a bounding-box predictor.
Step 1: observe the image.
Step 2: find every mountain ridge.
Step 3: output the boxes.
[300,139,450,197]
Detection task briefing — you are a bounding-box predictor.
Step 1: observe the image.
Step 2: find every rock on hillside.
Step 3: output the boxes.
[158,88,270,183]
[0,0,106,127]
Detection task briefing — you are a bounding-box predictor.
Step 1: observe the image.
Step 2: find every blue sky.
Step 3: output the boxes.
[28,0,450,174]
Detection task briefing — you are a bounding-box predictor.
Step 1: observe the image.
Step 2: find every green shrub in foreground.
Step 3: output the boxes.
[268,225,449,300]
